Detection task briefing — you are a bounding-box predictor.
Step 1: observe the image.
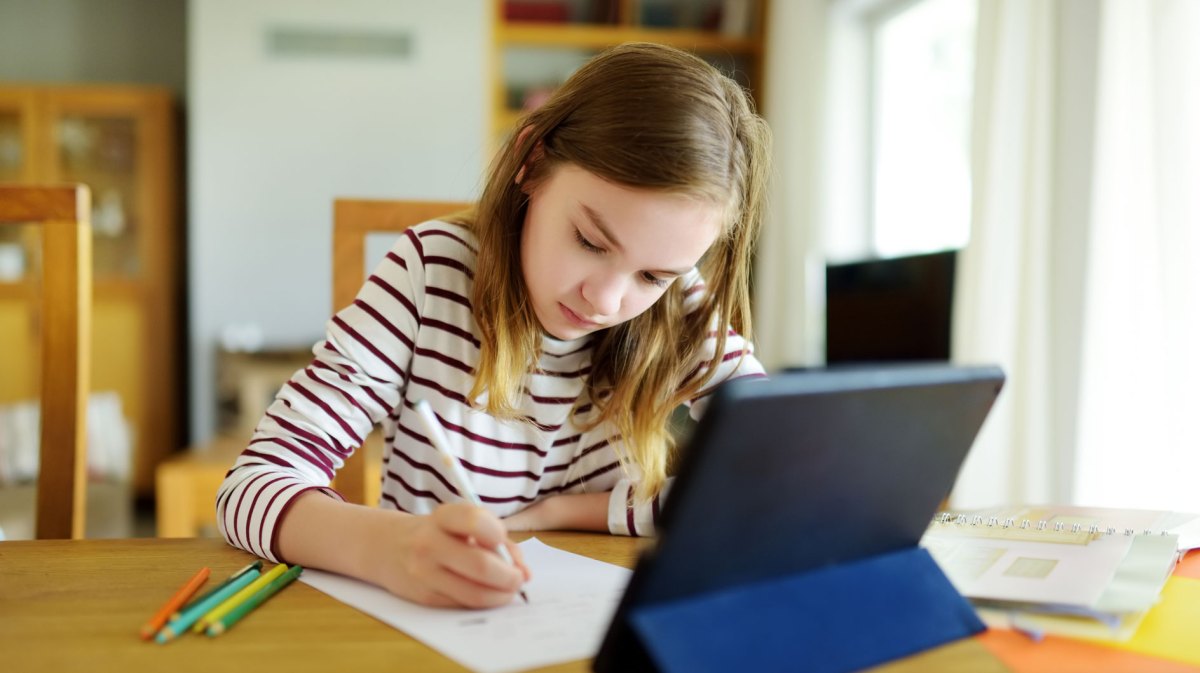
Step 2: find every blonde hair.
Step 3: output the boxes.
[456,42,771,500]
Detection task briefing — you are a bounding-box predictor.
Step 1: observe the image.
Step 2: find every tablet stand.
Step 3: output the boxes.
[596,547,984,673]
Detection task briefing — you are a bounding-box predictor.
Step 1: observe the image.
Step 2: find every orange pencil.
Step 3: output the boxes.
[139,567,210,640]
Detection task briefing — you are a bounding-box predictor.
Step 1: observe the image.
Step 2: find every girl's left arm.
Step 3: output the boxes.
[510,335,768,537]
[509,288,770,536]
[503,491,610,532]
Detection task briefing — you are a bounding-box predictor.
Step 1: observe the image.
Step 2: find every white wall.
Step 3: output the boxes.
[189,0,487,443]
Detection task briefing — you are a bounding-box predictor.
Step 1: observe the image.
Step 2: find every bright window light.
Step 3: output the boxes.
[871,0,977,257]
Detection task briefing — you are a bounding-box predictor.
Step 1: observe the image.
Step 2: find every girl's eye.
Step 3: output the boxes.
[573,227,668,288]
[573,228,605,254]
[642,272,669,289]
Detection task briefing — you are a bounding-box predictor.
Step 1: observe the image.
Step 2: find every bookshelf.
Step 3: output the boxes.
[0,85,181,498]
[490,0,769,143]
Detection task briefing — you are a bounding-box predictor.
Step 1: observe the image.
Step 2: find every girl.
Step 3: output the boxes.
[216,42,771,609]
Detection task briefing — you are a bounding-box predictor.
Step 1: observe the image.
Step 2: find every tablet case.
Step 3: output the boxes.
[629,547,983,673]
[593,364,1004,673]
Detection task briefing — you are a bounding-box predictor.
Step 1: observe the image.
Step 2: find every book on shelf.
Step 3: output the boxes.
[921,505,1200,641]
[503,1,569,23]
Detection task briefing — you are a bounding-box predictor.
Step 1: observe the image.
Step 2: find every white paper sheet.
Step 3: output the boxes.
[299,537,633,673]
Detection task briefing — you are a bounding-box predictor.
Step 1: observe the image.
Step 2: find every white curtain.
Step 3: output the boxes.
[952,0,1200,510]
[950,0,1058,508]
[1073,0,1200,511]
[755,0,832,369]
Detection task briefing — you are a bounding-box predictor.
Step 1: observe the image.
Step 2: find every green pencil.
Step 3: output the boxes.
[206,565,303,637]
[170,560,262,620]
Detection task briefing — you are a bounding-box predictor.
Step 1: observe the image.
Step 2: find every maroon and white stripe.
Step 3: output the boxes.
[216,221,765,561]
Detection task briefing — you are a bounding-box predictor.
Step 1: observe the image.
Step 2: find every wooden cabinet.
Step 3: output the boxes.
[0,85,180,498]
[490,0,769,142]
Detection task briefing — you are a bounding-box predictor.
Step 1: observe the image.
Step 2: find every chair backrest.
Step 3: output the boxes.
[0,184,92,539]
[330,198,471,505]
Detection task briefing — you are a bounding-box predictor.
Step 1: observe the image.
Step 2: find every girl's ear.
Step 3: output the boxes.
[513,125,544,186]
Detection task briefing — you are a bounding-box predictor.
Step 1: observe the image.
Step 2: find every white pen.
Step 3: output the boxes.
[413,399,529,603]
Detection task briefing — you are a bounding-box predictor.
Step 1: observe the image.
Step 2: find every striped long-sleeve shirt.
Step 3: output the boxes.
[216,220,765,561]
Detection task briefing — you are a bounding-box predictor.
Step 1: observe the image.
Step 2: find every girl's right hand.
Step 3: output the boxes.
[369,502,531,609]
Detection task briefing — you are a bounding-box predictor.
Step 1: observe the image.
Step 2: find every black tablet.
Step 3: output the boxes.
[593,364,1005,672]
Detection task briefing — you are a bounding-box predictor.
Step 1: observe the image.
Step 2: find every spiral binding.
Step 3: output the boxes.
[930,512,1174,538]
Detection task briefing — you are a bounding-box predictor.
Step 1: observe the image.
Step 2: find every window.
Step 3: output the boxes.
[868,0,976,257]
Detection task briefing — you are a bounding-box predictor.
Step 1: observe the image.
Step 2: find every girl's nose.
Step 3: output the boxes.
[581,273,624,319]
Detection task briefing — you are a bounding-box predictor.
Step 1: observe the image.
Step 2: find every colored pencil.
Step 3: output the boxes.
[206,565,304,637]
[192,563,288,633]
[139,566,210,640]
[155,568,261,643]
[170,560,262,620]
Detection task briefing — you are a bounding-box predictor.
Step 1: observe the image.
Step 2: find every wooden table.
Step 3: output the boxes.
[0,533,1006,673]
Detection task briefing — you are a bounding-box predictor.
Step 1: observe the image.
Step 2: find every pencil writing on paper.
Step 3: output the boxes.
[299,538,631,673]
[414,398,529,604]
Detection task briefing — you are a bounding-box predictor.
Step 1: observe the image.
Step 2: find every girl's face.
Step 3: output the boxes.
[520,163,724,341]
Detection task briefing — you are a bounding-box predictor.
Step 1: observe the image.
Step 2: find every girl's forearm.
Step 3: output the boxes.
[275,490,412,585]
[512,491,611,532]
[558,491,612,530]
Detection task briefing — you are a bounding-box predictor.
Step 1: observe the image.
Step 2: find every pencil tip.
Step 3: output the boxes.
[520,590,529,604]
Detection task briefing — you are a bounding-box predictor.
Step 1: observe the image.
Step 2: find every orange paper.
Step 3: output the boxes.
[1173,549,1200,580]
[978,628,1200,673]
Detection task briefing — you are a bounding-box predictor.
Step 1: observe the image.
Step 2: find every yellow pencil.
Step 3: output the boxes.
[192,563,288,633]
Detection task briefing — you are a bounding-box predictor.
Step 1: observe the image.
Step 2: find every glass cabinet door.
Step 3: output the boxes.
[0,112,26,182]
[44,91,148,281]
[53,114,140,278]
[0,89,37,183]
[0,89,38,286]
[0,85,179,502]
[0,94,43,464]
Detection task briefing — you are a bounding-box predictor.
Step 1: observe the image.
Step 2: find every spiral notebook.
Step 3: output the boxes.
[921,504,1199,631]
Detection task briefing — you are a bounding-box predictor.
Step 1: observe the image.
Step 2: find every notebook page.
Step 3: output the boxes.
[299,537,632,673]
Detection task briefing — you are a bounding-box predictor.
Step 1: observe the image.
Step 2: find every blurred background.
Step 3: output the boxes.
[0,0,1196,539]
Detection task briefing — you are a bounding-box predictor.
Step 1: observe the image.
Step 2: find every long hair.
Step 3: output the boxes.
[455,42,771,500]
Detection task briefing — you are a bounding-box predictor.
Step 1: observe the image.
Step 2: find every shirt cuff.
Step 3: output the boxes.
[606,478,672,537]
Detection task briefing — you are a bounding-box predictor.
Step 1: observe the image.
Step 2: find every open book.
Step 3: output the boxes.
[921,505,1199,640]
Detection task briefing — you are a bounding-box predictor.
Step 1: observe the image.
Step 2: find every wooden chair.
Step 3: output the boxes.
[0,184,92,539]
[330,198,471,505]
